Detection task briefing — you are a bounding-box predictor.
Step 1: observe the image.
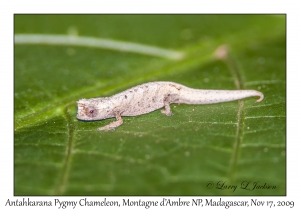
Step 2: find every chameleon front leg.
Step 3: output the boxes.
[161,94,178,116]
[98,112,123,131]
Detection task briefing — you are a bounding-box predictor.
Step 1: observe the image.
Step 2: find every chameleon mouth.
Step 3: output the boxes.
[76,101,85,120]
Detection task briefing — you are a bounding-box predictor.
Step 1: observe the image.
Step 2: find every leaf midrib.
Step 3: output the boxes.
[14,48,215,130]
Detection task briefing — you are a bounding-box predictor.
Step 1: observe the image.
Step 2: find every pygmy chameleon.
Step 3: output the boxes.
[77,81,264,130]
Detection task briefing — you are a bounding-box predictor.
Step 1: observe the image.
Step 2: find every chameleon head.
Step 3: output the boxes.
[76,98,113,121]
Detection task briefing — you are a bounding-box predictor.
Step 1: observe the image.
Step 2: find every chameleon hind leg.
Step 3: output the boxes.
[161,94,179,116]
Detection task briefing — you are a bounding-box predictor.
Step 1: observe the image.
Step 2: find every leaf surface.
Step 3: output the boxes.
[14,15,286,195]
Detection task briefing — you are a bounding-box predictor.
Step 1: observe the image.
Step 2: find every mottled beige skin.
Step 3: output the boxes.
[77,81,264,130]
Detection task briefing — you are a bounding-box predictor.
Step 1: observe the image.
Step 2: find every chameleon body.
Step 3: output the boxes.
[76,81,264,130]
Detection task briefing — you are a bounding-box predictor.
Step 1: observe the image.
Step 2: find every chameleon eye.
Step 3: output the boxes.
[84,106,98,117]
[88,109,97,117]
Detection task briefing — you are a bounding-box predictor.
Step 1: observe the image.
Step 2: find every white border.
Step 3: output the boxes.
[2,0,299,209]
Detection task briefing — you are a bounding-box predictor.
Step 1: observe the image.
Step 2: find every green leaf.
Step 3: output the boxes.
[14,15,286,195]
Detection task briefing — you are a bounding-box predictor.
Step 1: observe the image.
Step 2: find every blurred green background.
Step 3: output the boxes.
[14,15,286,195]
